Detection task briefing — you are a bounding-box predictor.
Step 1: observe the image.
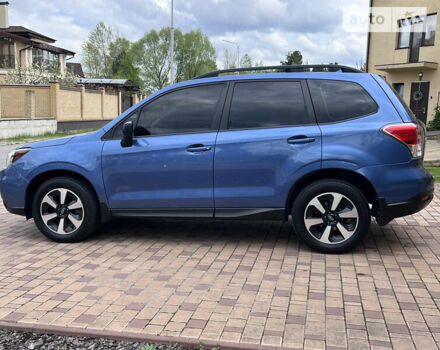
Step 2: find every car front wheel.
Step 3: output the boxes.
[292,179,370,253]
[32,177,99,243]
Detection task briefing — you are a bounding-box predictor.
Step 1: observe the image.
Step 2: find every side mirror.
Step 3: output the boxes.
[120,121,134,148]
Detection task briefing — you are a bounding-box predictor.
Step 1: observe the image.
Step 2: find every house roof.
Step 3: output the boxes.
[0,29,75,56]
[5,25,56,43]
[77,78,137,87]
[32,41,75,56]
[66,62,85,78]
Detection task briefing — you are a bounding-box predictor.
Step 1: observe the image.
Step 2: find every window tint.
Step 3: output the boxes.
[113,111,139,139]
[134,84,223,136]
[228,81,310,129]
[308,80,378,123]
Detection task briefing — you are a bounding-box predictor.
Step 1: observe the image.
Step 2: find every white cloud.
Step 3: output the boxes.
[7,0,369,68]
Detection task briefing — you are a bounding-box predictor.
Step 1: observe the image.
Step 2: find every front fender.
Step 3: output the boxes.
[25,161,107,206]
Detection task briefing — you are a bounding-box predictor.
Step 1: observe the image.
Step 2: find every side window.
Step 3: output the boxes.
[308,80,378,123]
[134,84,223,136]
[228,81,310,130]
[113,111,139,139]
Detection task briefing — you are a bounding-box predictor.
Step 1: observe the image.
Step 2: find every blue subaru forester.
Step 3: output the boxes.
[0,65,434,253]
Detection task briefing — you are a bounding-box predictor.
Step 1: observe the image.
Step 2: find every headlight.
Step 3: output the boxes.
[6,148,31,168]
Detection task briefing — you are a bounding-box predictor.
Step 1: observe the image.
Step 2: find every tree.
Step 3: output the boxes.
[133,27,218,92]
[281,50,303,65]
[240,53,252,68]
[5,63,76,86]
[175,29,217,81]
[109,37,142,88]
[132,27,176,92]
[81,22,116,78]
[223,48,237,69]
[312,62,339,72]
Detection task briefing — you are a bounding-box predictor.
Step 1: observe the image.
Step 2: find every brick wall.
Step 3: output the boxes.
[0,82,130,121]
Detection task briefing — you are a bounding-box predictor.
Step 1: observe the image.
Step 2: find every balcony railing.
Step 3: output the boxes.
[0,55,15,69]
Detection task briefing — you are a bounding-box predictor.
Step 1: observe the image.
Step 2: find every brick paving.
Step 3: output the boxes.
[0,187,439,349]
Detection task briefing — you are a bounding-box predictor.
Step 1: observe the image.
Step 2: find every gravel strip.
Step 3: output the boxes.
[0,328,197,350]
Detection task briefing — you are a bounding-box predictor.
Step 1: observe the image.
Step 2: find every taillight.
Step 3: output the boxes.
[382,123,424,158]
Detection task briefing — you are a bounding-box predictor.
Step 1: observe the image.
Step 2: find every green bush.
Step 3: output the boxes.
[427,106,440,131]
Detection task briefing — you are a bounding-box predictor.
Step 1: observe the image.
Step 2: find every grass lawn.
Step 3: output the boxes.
[0,128,98,144]
[425,167,440,183]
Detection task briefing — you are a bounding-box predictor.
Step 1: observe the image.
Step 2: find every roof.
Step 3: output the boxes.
[66,62,85,77]
[0,27,75,56]
[5,26,56,43]
[32,41,75,56]
[76,78,137,87]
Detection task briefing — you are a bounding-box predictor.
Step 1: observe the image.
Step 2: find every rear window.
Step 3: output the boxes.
[308,80,378,123]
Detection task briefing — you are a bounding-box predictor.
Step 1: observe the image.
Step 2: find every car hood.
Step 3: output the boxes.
[24,136,74,149]
[23,129,105,150]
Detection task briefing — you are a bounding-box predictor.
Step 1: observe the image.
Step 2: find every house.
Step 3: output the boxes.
[66,62,85,78]
[0,1,75,80]
[367,0,439,124]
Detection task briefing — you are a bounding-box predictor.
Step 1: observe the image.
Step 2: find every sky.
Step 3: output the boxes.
[9,0,369,69]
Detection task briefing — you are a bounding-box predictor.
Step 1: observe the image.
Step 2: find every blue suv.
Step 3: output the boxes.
[0,65,434,253]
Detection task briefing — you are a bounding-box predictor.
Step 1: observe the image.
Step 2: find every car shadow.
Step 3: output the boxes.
[93,217,298,247]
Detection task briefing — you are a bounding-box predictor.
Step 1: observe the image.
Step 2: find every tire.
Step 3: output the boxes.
[291,179,370,253]
[32,177,99,243]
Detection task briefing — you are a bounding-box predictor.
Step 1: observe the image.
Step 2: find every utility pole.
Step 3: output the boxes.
[169,0,175,84]
[223,40,240,69]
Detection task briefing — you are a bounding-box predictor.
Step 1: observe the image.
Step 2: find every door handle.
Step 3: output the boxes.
[287,135,316,145]
[186,144,212,152]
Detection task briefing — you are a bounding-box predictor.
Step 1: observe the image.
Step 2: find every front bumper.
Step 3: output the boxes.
[0,167,27,217]
[374,186,434,226]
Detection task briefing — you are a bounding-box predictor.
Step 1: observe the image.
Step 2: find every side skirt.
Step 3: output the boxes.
[110,208,285,220]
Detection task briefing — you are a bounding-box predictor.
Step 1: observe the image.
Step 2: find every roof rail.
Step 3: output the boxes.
[195,64,362,79]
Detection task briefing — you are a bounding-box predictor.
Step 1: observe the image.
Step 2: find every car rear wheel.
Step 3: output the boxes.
[292,179,370,253]
[32,177,99,243]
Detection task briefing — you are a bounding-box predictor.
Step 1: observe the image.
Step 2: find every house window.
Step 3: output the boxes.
[0,37,15,68]
[32,48,59,71]
[397,18,411,48]
[425,14,437,46]
[392,83,405,99]
[397,14,437,49]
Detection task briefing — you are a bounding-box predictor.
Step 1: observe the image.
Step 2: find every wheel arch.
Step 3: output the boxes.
[25,169,105,220]
[285,168,377,218]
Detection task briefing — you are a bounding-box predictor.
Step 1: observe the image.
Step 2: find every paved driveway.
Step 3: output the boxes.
[0,188,439,349]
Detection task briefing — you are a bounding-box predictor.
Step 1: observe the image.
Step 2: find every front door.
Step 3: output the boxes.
[102,83,226,213]
[410,81,430,124]
[214,80,321,210]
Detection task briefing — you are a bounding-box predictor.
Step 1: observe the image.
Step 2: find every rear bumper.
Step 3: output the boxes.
[374,186,434,225]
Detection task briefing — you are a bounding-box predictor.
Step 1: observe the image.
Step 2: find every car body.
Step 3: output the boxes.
[0,67,435,253]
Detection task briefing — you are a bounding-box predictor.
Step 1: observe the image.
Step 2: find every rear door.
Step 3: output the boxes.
[213,80,322,213]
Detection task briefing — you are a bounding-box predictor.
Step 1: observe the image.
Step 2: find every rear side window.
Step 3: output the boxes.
[308,80,378,123]
[228,81,311,129]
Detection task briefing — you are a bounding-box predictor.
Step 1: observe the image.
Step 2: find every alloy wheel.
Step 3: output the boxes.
[303,192,358,244]
[40,188,84,235]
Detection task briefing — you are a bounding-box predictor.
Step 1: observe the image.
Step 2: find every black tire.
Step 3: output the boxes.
[291,179,370,253]
[32,177,99,243]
